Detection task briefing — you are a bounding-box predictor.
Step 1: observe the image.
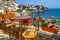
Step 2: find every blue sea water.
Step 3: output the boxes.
[31,8,60,30]
[32,9,60,22]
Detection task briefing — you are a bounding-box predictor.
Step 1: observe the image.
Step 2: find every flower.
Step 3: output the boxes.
[45,21,48,24]
[54,24,58,27]
[41,18,45,21]
[47,23,52,27]
[47,19,51,23]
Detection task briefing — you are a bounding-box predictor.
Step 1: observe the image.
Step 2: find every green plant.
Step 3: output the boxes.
[40,16,58,28]
[16,9,22,16]
[16,9,22,13]
[51,19,57,24]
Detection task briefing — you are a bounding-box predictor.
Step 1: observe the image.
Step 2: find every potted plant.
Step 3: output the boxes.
[41,16,58,34]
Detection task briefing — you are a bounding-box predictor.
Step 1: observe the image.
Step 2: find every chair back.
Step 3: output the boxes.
[4,12,15,19]
[0,12,3,24]
[0,12,3,20]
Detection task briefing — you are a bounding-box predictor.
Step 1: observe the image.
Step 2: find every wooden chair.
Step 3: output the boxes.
[4,12,15,19]
[3,11,16,28]
[3,12,17,36]
[0,12,3,28]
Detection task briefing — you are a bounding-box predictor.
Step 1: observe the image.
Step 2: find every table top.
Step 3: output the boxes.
[11,16,31,20]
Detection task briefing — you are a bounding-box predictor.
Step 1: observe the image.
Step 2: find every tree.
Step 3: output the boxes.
[16,9,22,16]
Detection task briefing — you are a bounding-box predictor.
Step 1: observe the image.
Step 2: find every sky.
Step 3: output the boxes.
[16,0,60,8]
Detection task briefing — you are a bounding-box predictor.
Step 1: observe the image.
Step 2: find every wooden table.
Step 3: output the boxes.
[11,16,32,40]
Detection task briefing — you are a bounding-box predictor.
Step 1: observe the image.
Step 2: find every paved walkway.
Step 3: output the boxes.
[0,29,16,40]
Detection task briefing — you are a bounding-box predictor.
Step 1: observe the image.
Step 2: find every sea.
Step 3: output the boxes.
[31,8,60,31]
